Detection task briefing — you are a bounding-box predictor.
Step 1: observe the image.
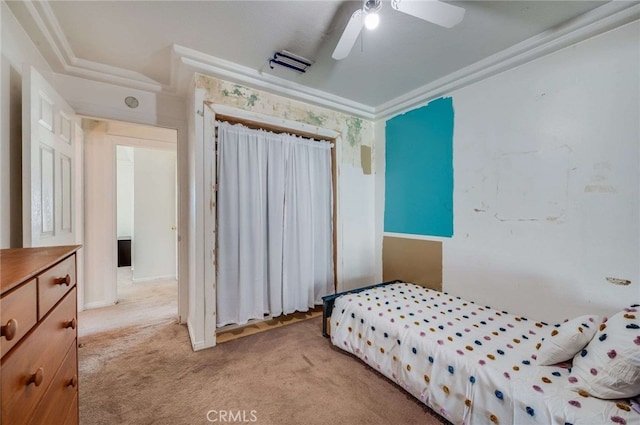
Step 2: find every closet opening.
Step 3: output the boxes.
[213,114,337,343]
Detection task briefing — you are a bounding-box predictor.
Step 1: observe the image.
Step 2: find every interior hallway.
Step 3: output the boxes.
[78,268,178,338]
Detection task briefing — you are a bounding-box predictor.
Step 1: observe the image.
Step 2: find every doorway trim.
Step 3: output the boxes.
[200,103,342,349]
[83,119,180,317]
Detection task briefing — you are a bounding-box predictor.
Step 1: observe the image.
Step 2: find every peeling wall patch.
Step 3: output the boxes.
[196,74,373,169]
[606,277,632,286]
[594,161,612,170]
[360,145,372,175]
[584,185,617,193]
[346,117,363,148]
[305,111,328,126]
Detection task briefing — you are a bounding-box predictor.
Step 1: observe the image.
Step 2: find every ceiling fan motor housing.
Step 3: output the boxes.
[364,0,382,14]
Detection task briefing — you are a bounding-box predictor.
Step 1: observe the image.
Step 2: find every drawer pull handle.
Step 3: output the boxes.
[68,375,78,388]
[27,367,44,387]
[65,318,77,330]
[1,318,18,341]
[55,274,72,286]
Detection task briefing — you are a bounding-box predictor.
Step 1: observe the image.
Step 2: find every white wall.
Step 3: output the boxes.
[374,119,386,282]
[132,147,177,281]
[340,165,378,290]
[84,120,118,308]
[116,146,134,239]
[444,22,639,322]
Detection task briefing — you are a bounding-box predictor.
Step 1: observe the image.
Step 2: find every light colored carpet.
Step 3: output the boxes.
[78,272,449,425]
[79,268,178,338]
[78,317,449,425]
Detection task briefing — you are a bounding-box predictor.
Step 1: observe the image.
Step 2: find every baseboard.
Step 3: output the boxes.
[131,274,177,283]
[216,307,323,344]
[187,319,206,351]
[83,300,116,310]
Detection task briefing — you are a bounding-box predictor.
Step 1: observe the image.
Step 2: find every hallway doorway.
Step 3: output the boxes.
[82,119,178,329]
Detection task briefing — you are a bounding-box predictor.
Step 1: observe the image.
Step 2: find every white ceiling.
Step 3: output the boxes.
[8,0,623,110]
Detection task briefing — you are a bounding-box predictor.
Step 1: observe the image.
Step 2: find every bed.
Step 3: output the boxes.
[324,281,640,425]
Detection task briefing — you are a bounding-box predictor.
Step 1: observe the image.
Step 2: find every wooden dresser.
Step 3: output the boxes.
[1,246,80,425]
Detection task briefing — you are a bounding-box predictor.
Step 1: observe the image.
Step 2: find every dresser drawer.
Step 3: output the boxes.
[28,343,78,425]
[1,288,77,425]
[1,279,37,357]
[38,254,76,319]
[63,394,79,425]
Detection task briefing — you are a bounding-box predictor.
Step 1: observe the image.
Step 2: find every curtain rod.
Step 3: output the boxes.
[215,115,335,144]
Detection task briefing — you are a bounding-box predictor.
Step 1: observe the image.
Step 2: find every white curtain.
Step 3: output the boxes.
[216,122,334,327]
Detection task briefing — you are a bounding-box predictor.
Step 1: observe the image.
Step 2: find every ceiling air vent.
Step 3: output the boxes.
[268,50,313,73]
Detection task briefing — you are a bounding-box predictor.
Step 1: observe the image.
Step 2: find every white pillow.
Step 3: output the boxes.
[567,306,640,399]
[535,315,600,366]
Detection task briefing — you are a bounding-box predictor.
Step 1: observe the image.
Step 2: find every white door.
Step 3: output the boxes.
[22,66,79,247]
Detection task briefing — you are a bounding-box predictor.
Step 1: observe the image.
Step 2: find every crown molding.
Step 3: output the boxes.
[175,45,376,120]
[24,0,375,118]
[375,1,640,120]
[37,0,74,65]
[18,0,639,122]
[24,1,164,92]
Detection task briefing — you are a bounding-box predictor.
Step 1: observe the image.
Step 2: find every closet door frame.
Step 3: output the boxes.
[202,102,341,348]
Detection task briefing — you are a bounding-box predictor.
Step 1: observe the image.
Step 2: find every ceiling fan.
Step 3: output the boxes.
[332,0,466,60]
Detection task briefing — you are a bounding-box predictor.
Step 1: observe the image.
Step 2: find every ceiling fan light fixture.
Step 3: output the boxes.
[332,0,465,60]
[364,12,380,30]
[363,0,382,30]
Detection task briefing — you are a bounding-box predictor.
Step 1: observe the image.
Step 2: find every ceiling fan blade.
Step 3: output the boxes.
[332,8,364,60]
[391,0,465,28]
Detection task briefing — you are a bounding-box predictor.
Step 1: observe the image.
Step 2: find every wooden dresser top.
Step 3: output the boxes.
[0,246,80,295]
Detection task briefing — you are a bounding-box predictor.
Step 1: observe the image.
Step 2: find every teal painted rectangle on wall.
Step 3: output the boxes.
[384,97,454,237]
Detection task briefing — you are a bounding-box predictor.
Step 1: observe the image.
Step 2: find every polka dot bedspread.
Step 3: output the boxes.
[330,282,639,425]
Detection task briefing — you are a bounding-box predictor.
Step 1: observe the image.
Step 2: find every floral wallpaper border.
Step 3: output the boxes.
[196,74,374,171]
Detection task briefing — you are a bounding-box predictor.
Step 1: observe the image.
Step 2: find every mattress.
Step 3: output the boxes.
[330,282,639,425]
